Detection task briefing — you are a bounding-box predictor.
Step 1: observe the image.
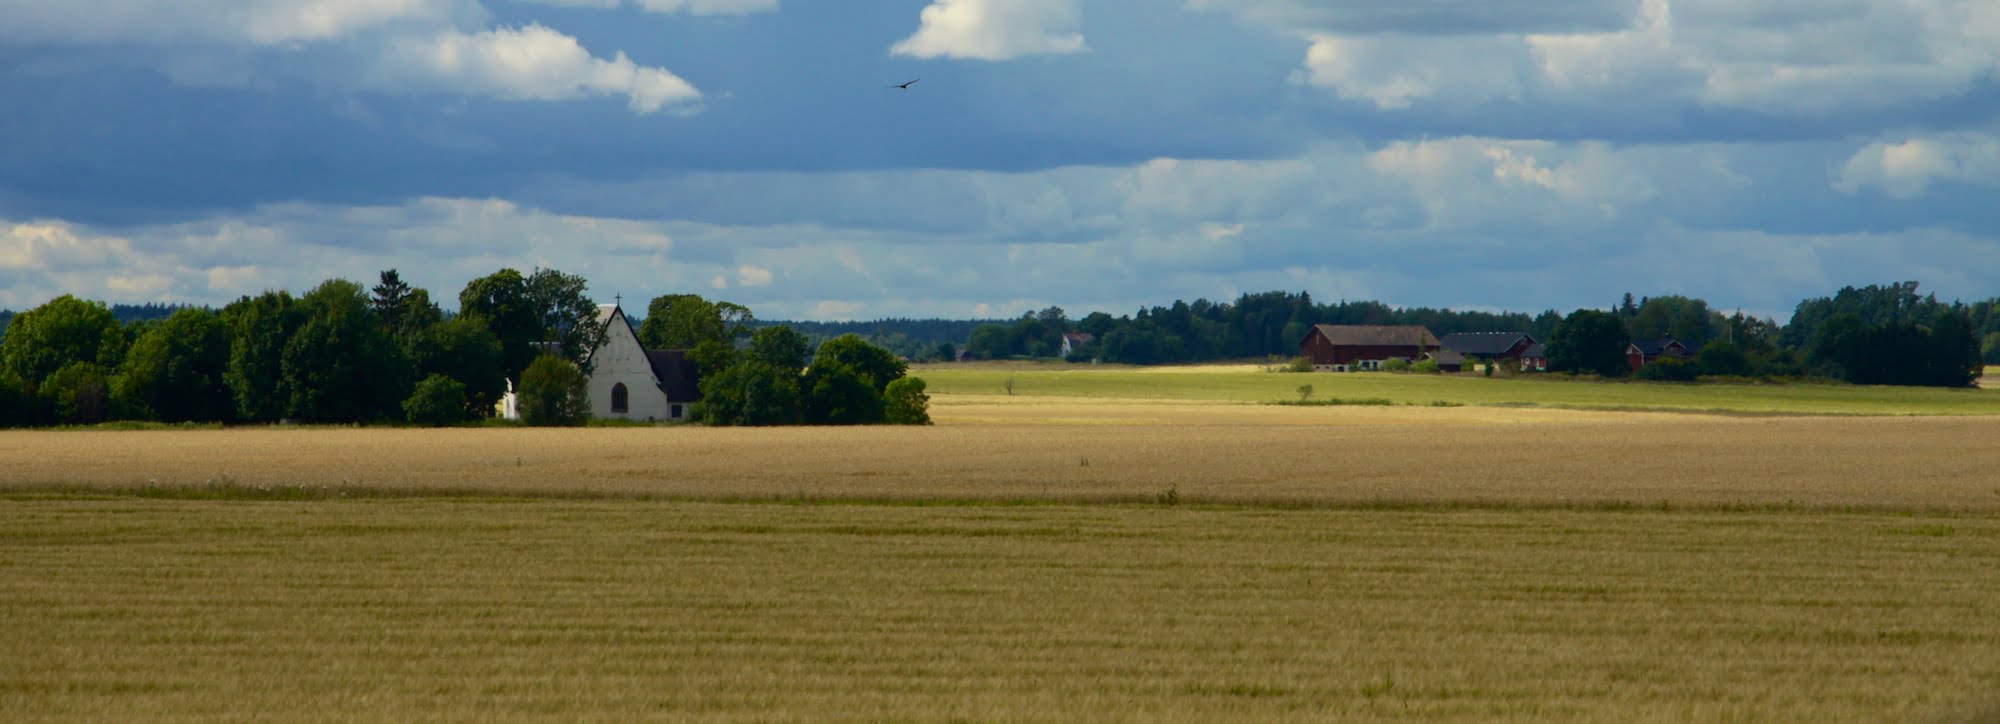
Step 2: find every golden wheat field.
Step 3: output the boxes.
[4,401,1998,510]
[4,390,2000,720]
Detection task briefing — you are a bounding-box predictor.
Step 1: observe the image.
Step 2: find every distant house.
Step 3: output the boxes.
[1298,324,1441,372]
[1627,337,1690,372]
[1520,343,1549,372]
[1059,332,1095,358]
[1439,332,1537,365]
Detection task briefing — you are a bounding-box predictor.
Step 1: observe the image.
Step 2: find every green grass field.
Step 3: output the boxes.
[3,498,1996,721]
[915,363,2000,416]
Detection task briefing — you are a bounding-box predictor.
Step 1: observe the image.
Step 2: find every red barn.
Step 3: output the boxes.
[1298,325,1441,372]
[1627,337,1690,371]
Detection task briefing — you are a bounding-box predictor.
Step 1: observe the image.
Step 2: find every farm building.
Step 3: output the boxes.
[1298,324,1441,372]
[1439,332,1537,363]
[1627,337,1691,372]
[1059,332,1095,358]
[1520,343,1549,371]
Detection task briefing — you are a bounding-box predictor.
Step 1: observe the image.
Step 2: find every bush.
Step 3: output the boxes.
[403,374,469,426]
[1635,357,1700,382]
[1382,358,1412,373]
[1696,341,1751,377]
[697,361,803,426]
[0,368,44,427]
[41,362,112,425]
[518,355,590,426]
[884,376,931,425]
[803,361,884,425]
[1411,358,1439,374]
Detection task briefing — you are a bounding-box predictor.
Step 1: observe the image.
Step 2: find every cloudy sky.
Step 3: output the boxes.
[3,0,1998,320]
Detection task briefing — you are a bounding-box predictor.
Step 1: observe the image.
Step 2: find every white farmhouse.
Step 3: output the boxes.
[584,303,700,422]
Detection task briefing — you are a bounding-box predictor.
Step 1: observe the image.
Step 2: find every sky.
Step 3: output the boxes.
[3,0,1998,321]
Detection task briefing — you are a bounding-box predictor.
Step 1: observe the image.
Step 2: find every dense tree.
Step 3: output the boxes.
[524,267,599,366]
[459,269,540,383]
[747,325,811,373]
[1694,340,1751,377]
[883,377,931,425]
[1547,310,1631,377]
[518,355,591,426]
[413,316,506,418]
[41,362,111,425]
[640,294,725,350]
[371,269,442,351]
[403,374,470,426]
[1923,309,1983,387]
[811,334,907,392]
[802,361,884,425]
[113,308,232,422]
[221,291,303,422]
[696,361,803,426]
[0,368,42,427]
[1628,295,1720,348]
[0,295,120,386]
[281,280,405,423]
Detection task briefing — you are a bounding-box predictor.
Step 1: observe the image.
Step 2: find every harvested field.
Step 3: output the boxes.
[2,500,1996,721]
[3,410,1997,511]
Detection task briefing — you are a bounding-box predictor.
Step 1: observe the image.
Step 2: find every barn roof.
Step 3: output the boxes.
[1439,332,1535,355]
[1309,324,1440,347]
[1522,343,1547,358]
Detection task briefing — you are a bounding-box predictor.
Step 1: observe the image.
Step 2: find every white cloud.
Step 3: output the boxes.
[1834,134,2000,198]
[1299,33,1527,109]
[376,24,701,113]
[1222,0,2000,114]
[735,264,774,287]
[0,0,476,46]
[513,0,777,14]
[891,0,1087,61]
[0,1,702,115]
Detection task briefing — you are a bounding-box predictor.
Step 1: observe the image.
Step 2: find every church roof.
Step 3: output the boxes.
[647,350,701,402]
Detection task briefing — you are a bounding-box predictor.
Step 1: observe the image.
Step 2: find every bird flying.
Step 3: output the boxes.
[891,79,920,90]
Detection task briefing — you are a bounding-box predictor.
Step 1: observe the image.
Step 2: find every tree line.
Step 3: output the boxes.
[947,284,1990,387]
[0,270,928,427]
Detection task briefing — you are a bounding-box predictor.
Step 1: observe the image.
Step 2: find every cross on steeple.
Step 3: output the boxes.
[614,294,622,308]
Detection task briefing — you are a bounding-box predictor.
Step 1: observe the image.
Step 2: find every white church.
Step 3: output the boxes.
[499,301,701,422]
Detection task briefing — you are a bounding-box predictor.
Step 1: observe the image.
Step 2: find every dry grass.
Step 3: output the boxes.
[2,500,1996,721]
[2,408,1998,511]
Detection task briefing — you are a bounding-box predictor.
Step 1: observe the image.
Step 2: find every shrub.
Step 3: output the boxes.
[1296,384,1314,401]
[518,355,590,426]
[1411,358,1439,374]
[884,377,932,425]
[0,368,45,427]
[697,361,803,426]
[403,374,469,426]
[1635,357,1700,382]
[1382,358,1412,373]
[41,361,112,425]
[803,361,884,425]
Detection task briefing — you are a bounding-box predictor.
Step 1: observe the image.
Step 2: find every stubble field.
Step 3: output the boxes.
[4,369,1999,720]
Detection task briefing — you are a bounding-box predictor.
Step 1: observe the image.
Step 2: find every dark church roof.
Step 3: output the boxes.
[646,350,702,402]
